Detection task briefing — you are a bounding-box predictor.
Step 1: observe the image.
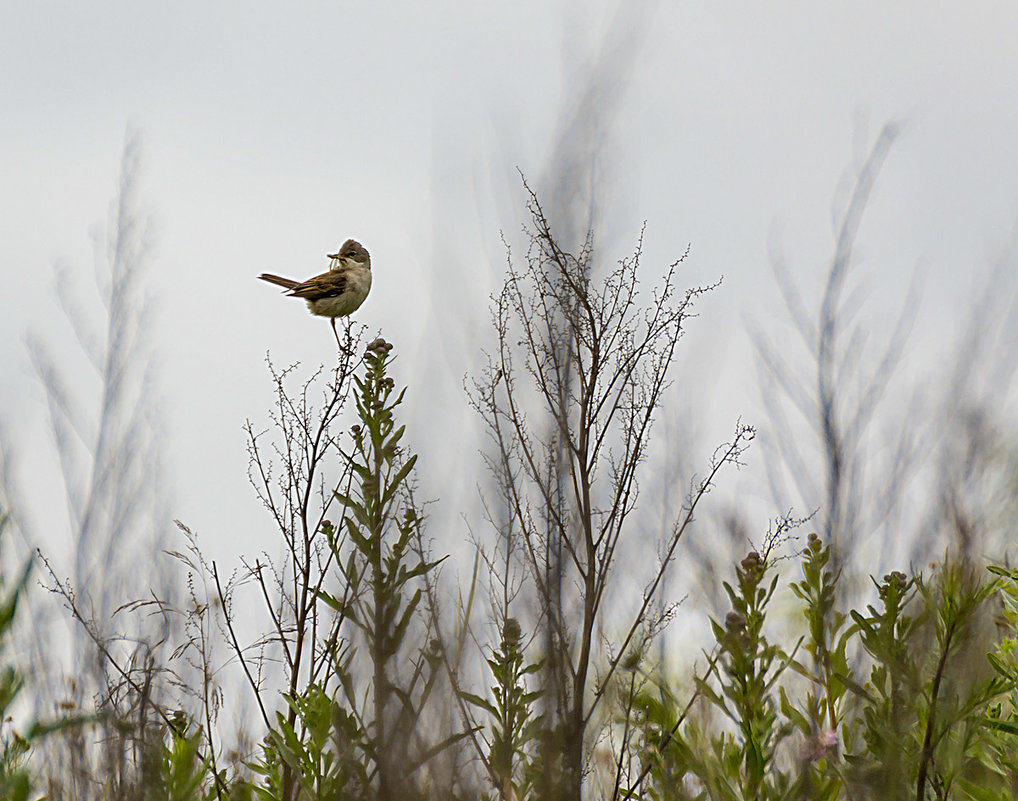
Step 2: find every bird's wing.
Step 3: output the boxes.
[286,269,350,300]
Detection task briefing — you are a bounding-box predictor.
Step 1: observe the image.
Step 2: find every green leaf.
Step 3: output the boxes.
[381,455,418,508]
[459,691,499,718]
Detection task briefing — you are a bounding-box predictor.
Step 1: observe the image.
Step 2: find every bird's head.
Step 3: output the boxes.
[328,239,371,269]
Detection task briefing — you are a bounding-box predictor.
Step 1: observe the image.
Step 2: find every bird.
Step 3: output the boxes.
[258,239,372,347]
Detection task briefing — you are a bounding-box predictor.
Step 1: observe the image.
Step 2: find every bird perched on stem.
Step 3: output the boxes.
[258,239,372,347]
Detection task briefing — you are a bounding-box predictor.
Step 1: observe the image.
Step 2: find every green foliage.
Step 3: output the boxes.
[326,338,442,657]
[844,568,924,795]
[626,539,1018,801]
[0,513,47,801]
[693,550,796,801]
[250,683,367,801]
[13,335,1018,800]
[955,564,1018,800]
[251,339,455,801]
[787,533,852,735]
[143,720,232,801]
[461,617,544,800]
[623,549,795,801]
[838,561,1007,799]
[782,533,851,801]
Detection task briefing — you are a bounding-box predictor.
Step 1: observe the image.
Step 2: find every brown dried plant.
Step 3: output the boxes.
[469,181,754,799]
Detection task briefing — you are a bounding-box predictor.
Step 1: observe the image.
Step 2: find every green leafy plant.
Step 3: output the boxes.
[0,515,34,801]
[783,532,853,800]
[252,339,459,801]
[0,511,81,801]
[461,617,544,801]
[697,549,795,800]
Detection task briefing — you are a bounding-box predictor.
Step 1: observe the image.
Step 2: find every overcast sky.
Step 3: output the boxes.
[2,2,1018,577]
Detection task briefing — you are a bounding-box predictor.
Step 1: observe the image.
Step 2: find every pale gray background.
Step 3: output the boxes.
[2,1,1017,575]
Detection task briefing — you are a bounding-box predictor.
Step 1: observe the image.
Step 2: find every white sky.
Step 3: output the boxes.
[2,1,1018,578]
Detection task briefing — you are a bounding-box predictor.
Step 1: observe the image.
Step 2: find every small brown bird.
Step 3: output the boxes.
[259,239,372,346]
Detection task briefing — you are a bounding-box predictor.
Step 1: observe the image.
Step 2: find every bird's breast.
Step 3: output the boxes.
[307,269,371,318]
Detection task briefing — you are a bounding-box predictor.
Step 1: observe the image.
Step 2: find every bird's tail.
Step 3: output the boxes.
[258,273,299,290]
